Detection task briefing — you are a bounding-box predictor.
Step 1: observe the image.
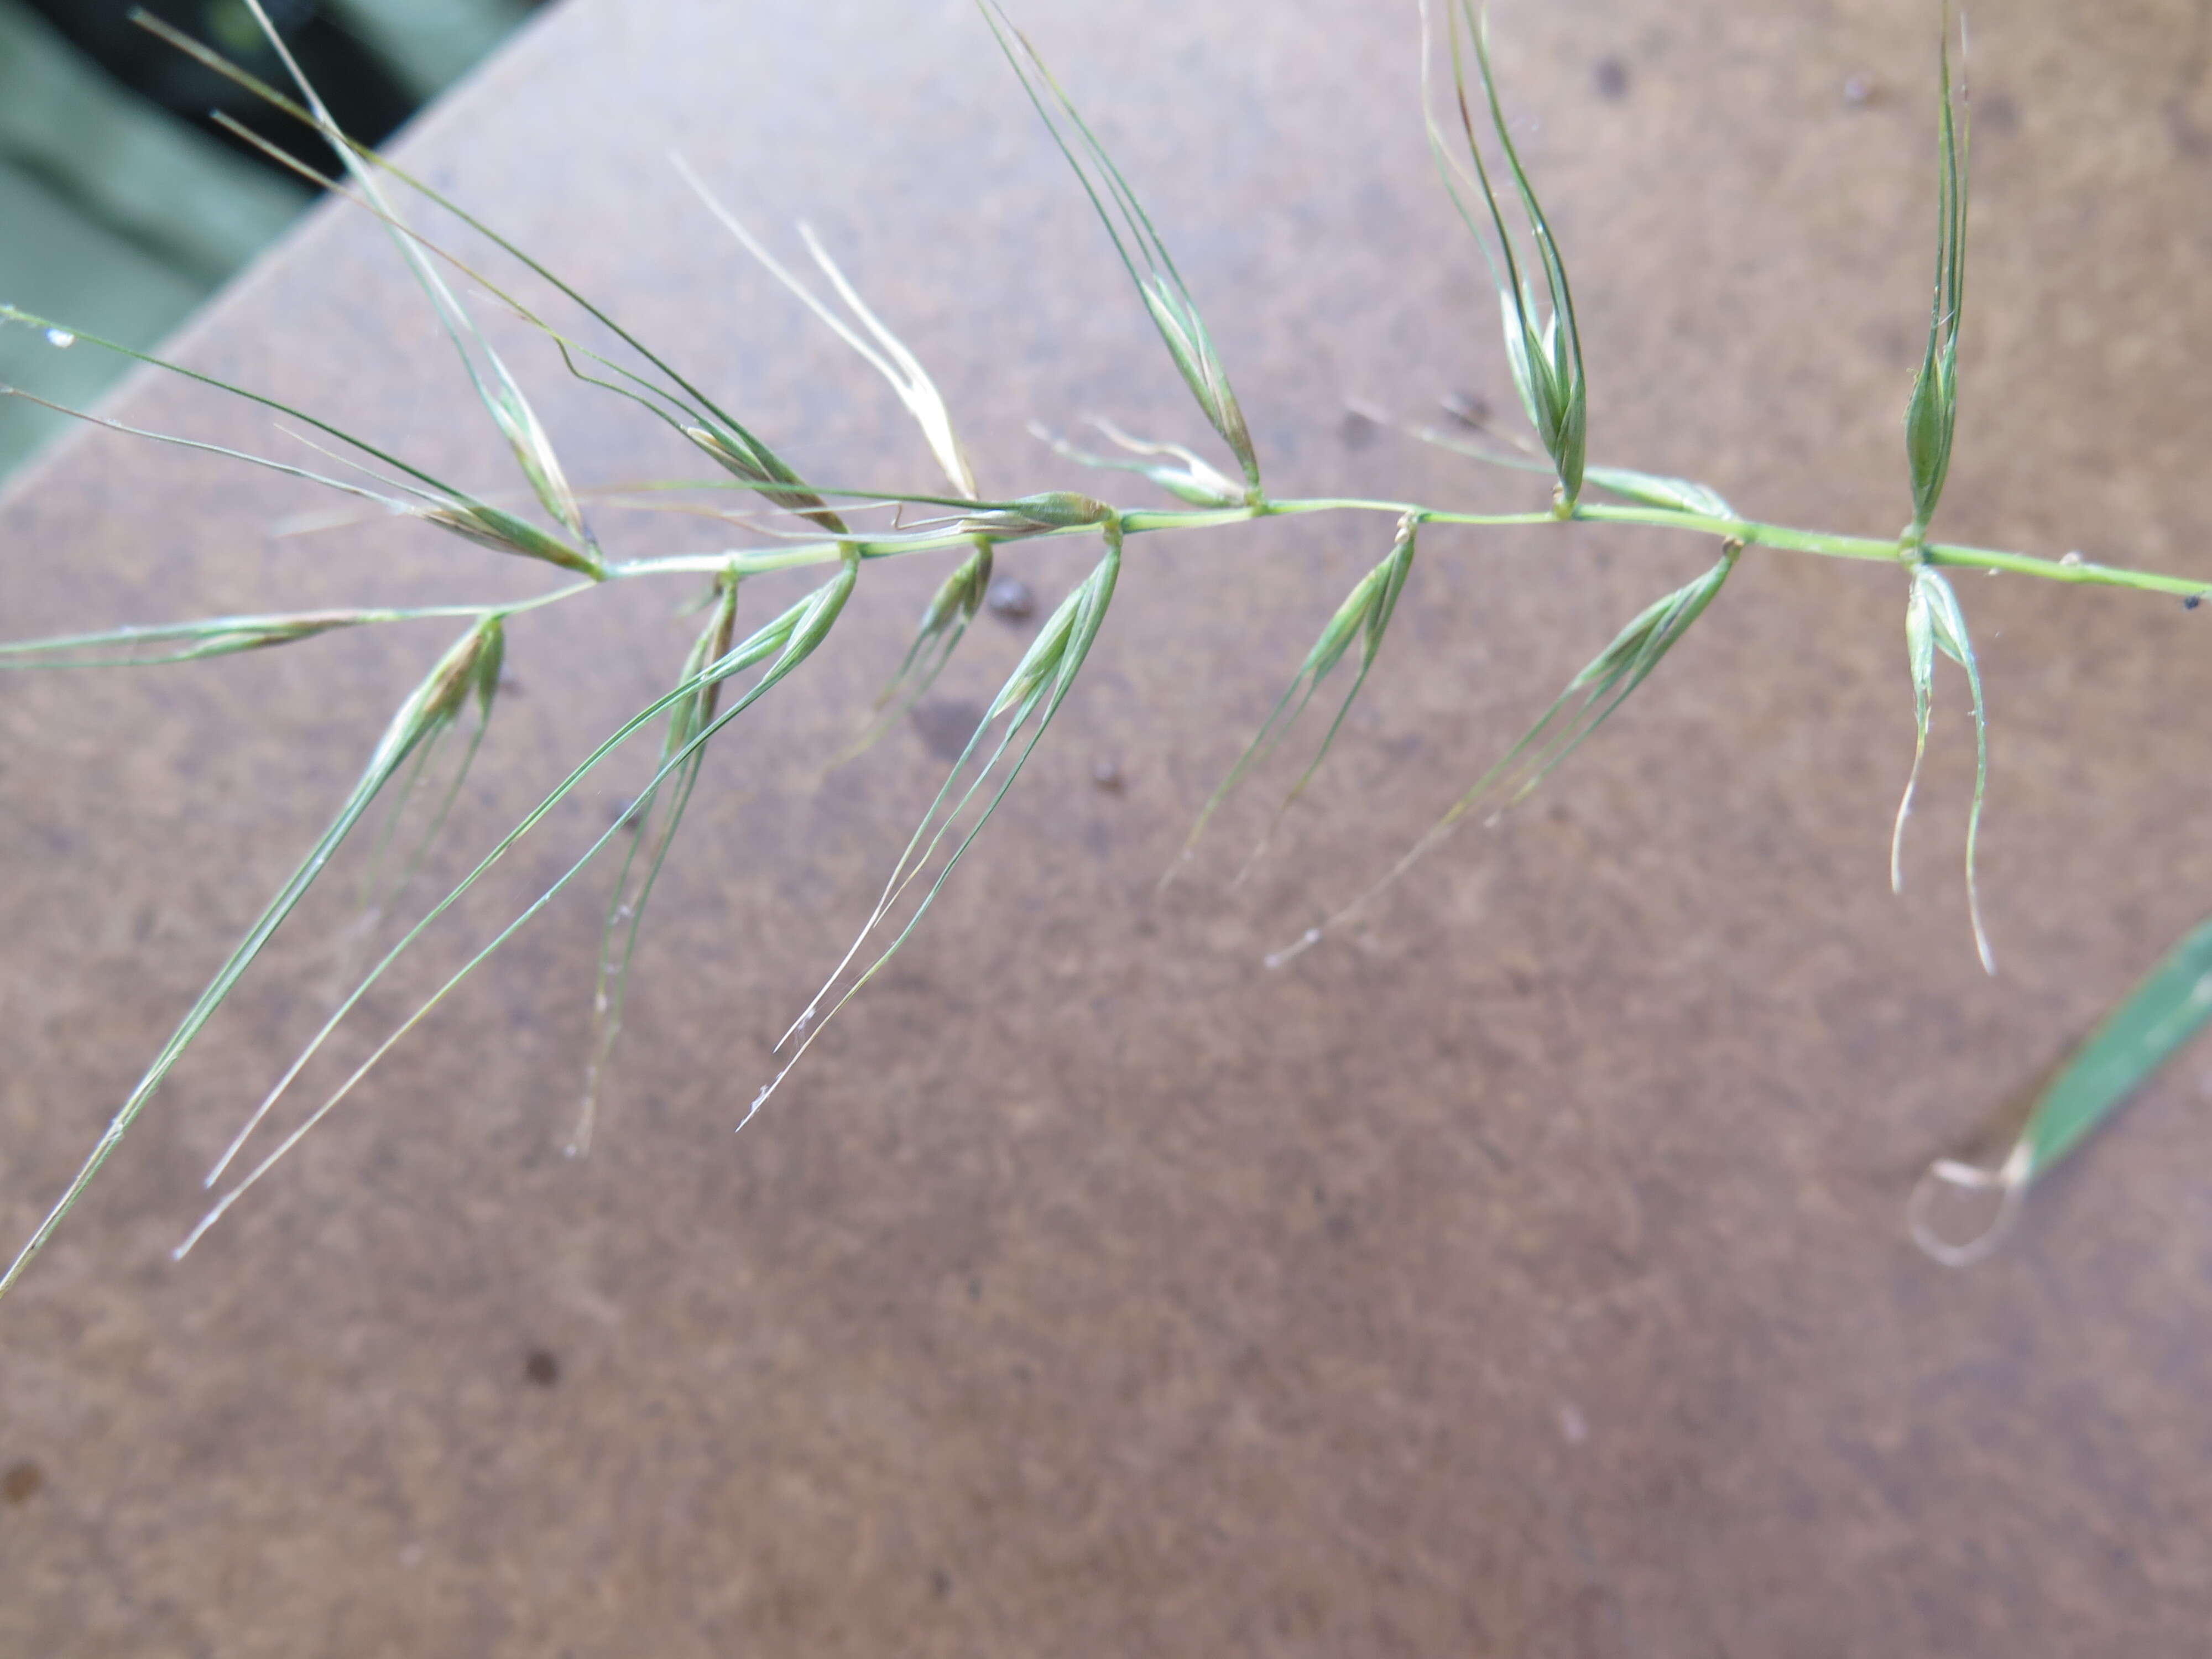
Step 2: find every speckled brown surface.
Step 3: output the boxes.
[4,0,2212,1652]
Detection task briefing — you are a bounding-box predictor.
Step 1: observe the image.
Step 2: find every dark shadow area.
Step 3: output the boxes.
[0,0,545,478]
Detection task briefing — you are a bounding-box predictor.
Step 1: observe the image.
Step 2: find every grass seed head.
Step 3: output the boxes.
[368,614,507,783]
[6,0,2193,1294]
[1183,514,1420,861]
[0,609,390,669]
[486,368,588,542]
[683,422,851,535]
[1427,0,1588,508]
[1584,466,1734,520]
[420,500,604,578]
[1136,281,1261,497]
[425,615,506,729]
[984,1,1262,499]
[669,572,744,751]
[575,571,747,1156]
[964,491,1117,537]
[1903,11,1969,537]
[223,612,375,653]
[989,523,1123,720]
[674,162,983,503]
[841,541,997,762]
[1267,541,1736,968]
[752,524,1121,1120]
[221,0,592,546]
[898,539,993,676]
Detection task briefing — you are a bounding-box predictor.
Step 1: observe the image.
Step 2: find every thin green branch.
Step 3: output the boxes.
[587,495,2206,602]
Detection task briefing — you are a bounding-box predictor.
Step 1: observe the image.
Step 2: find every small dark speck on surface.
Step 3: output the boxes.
[985,576,1035,621]
[3,1460,43,1504]
[911,700,987,763]
[1980,92,2020,134]
[967,1276,982,1301]
[930,1568,952,1599]
[2187,594,2202,610]
[1339,408,1378,450]
[1593,56,1629,100]
[524,1349,561,1388]
[1091,758,1124,791]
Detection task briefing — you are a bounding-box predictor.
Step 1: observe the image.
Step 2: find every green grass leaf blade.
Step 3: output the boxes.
[1913,912,2212,1266]
[2025,916,2212,1174]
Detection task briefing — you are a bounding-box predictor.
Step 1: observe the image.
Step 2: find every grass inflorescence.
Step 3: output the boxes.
[0,2,2203,1297]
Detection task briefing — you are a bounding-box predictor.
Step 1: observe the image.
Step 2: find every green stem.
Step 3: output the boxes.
[1574,502,2205,598]
[598,495,2203,603]
[1573,502,1899,558]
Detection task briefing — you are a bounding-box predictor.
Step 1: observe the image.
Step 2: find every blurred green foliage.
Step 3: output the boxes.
[0,0,535,479]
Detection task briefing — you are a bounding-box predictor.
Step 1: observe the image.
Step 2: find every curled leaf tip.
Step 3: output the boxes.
[1908,1144,2030,1267]
[1892,567,1992,971]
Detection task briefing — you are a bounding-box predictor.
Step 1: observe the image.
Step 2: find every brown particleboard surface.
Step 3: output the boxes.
[4,0,2211,1652]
